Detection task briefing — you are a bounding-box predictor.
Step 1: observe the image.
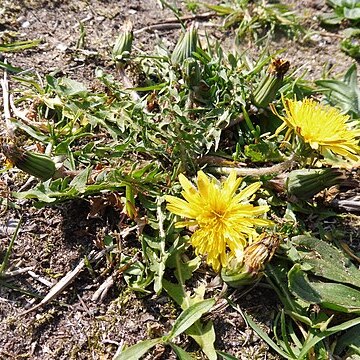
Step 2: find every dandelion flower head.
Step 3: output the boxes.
[273,97,360,163]
[165,171,272,272]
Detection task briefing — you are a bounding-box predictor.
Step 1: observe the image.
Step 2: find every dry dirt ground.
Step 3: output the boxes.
[0,1,359,359]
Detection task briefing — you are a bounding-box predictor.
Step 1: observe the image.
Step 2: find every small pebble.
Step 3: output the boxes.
[21,21,31,28]
[56,43,68,52]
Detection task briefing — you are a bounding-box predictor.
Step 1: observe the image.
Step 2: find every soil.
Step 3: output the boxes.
[0,1,359,359]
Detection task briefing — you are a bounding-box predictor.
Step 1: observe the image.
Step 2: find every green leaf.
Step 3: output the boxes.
[265,262,310,316]
[10,118,49,143]
[169,343,195,360]
[203,4,235,15]
[58,78,88,96]
[320,12,343,25]
[113,338,162,360]
[187,320,217,360]
[334,324,360,355]
[0,61,23,73]
[344,7,360,20]
[69,167,91,192]
[13,187,57,203]
[315,64,360,116]
[288,265,360,314]
[127,83,167,91]
[163,279,187,309]
[164,299,215,342]
[341,37,360,59]
[217,351,239,360]
[163,277,217,359]
[291,235,360,288]
[245,141,284,162]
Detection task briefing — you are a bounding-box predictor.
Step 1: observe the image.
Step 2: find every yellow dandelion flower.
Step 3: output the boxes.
[165,171,273,272]
[272,97,360,163]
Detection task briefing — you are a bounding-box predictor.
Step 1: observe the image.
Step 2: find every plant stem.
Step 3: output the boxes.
[0,216,22,276]
[204,155,297,177]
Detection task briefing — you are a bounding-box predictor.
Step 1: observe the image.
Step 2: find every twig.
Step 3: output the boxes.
[9,95,48,131]
[91,274,114,302]
[28,270,54,287]
[134,23,181,34]
[91,253,140,302]
[134,12,216,34]
[339,241,360,264]
[20,224,141,315]
[198,155,247,168]
[161,11,216,24]
[2,266,34,278]
[1,61,16,138]
[19,246,114,316]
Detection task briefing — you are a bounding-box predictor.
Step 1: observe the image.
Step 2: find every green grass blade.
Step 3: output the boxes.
[280,310,298,358]
[244,312,296,359]
[0,39,41,52]
[298,317,360,359]
[217,350,238,359]
[0,217,22,275]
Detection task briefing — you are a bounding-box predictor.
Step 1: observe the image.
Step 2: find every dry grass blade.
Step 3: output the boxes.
[1,61,15,138]
[19,247,114,316]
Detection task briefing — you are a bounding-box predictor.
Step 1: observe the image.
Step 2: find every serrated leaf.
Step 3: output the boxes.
[13,187,57,203]
[69,167,91,192]
[163,279,217,359]
[245,141,283,162]
[113,338,162,360]
[58,78,88,96]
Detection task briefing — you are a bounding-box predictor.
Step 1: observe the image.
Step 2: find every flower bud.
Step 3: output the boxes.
[252,58,290,108]
[171,23,198,65]
[286,168,345,200]
[112,20,133,63]
[221,234,280,288]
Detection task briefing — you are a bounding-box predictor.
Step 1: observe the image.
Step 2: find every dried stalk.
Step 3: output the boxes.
[1,61,16,138]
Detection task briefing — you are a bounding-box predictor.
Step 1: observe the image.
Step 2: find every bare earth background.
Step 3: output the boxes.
[0,1,359,359]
